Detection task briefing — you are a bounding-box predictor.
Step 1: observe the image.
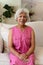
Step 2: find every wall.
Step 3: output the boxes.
[21,0,43,21]
[0,0,21,7]
[0,0,43,24]
[0,0,21,24]
[31,2,43,21]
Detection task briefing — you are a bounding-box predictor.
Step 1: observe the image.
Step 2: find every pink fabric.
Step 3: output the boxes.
[9,26,35,65]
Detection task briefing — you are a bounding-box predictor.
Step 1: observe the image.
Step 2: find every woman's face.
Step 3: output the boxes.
[17,12,27,25]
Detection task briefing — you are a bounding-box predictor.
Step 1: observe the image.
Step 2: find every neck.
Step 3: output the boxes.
[18,24,26,28]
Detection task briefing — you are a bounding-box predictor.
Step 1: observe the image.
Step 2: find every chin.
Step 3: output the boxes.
[20,24,25,26]
[20,22,25,26]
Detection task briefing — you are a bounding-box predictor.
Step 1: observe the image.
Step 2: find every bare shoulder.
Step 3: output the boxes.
[9,28,12,33]
[32,28,35,34]
[28,26,35,36]
[31,28,35,38]
[29,26,35,33]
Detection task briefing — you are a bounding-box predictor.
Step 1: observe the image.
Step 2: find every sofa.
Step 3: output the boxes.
[0,21,43,65]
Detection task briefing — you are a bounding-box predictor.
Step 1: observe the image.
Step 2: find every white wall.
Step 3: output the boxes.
[0,0,43,24]
[34,0,43,2]
[0,0,21,24]
[31,2,43,21]
[0,0,21,7]
[21,0,43,21]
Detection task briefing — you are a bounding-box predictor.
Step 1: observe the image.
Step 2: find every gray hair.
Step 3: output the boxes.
[14,8,30,21]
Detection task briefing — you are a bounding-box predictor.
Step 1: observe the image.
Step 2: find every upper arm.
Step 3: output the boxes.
[8,29,13,48]
[31,29,35,49]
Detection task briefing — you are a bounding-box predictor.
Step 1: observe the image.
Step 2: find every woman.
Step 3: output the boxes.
[8,8,35,65]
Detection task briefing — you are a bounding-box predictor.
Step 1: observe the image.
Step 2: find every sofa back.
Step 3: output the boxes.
[1,21,43,47]
[26,21,43,47]
[0,21,43,52]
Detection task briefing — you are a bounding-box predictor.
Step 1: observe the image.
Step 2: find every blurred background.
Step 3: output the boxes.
[0,0,43,24]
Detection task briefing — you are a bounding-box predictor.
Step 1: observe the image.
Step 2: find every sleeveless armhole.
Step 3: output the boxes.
[29,26,34,39]
[10,26,15,43]
[30,27,35,41]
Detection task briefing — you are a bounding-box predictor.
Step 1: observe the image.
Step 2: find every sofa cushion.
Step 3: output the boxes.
[0,23,15,53]
[35,46,43,64]
[0,31,3,53]
[0,53,10,65]
[0,26,9,52]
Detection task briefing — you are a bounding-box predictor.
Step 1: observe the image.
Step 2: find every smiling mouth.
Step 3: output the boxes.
[20,21,25,23]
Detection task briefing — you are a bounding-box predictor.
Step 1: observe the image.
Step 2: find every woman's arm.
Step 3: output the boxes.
[8,29,20,57]
[26,29,35,57]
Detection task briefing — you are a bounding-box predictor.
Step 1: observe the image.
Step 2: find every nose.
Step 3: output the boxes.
[21,16,24,19]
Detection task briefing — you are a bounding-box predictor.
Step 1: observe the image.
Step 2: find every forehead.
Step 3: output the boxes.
[19,12,27,16]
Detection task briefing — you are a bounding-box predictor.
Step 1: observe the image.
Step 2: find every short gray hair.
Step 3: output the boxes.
[14,8,30,21]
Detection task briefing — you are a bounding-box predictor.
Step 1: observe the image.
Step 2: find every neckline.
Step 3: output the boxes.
[15,25,28,33]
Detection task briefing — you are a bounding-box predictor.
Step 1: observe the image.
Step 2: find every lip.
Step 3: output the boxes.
[20,20,25,22]
[20,21,25,23]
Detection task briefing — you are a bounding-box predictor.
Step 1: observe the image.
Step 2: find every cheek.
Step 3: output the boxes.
[17,19,21,23]
[18,19,20,22]
[17,18,27,23]
[24,19,27,22]
[16,18,20,22]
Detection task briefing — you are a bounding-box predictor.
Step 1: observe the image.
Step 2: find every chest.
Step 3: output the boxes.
[13,29,31,41]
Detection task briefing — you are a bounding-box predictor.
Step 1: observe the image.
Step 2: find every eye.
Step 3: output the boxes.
[23,16,27,18]
[19,15,27,18]
[19,16,22,17]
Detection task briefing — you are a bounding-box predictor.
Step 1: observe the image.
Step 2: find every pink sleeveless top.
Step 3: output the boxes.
[12,26,33,54]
